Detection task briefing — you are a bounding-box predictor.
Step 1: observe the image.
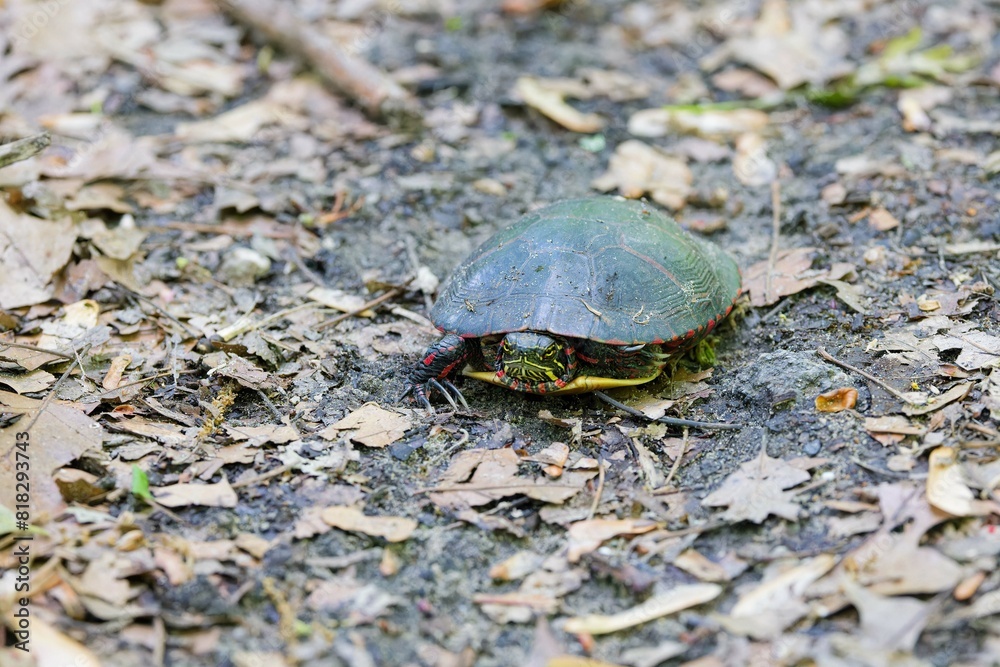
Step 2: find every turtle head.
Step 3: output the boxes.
[494,332,578,393]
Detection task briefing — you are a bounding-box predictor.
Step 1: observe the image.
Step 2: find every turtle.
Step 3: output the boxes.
[407,196,741,408]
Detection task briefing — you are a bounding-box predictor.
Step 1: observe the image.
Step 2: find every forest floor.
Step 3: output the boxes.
[1,0,999,666]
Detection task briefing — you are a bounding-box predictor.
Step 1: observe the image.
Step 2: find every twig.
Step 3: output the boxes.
[0,340,75,360]
[215,0,421,125]
[316,286,408,331]
[0,133,50,169]
[22,355,82,433]
[765,180,782,304]
[117,285,200,339]
[661,427,689,490]
[587,457,606,520]
[816,347,915,404]
[594,391,741,430]
[231,463,294,489]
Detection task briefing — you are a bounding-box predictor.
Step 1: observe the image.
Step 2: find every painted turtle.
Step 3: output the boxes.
[408,197,741,408]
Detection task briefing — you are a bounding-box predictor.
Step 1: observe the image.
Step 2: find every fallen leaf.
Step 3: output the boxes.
[321,505,417,543]
[0,200,77,308]
[927,447,1000,517]
[815,387,858,412]
[673,549,730,583]
[0,391,106,519]
[902,382,971,416]
[717,0,852,90]
[841,578,928,652]
[868,207,900,232]
[627,107,768,139]
[152,478,238,508]
[864,415,926,436]
[701,447,812,523]
[566,518,658,562]
[563,583,721,635]
[489,551,546,581]
[743,247,855,307]
[3,615,103,667]
[428,448,596,509]
[732,133,777,186]
[515,76,605,133]
[0,369,56,394]
[898,86,952,132]
[591,140,692,210]
[718,554,836,638]
[323,403,412,448]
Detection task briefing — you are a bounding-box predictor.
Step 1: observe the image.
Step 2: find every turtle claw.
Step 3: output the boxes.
[442,380,469,410]
[428,378,459,410]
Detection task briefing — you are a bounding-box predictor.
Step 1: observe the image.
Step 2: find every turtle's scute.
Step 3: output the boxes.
[431,197,742,346]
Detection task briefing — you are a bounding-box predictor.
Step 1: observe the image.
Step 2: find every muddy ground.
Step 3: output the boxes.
[2,0,1000,666]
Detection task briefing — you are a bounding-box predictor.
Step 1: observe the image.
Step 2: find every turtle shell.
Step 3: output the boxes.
[431,197,741,346]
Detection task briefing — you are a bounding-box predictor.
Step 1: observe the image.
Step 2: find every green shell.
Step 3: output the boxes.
[431,197,741,346]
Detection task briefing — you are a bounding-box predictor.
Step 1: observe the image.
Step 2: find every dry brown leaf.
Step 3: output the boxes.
[591,140,692,210]
[323,403,412,448]
[847,530,962,596]
[0,391,106,519]
[927,447,1000,517]
[841,578,928,652]
[868,207,900,232]
[0,199,76,308]
[815,387,858,413]
[566,518,658,562]
[628,107,769,139]
[673,549,730,583]
[733,133,777,187]
[711,68,779,97]
[515,76,605,133]
[563,583,721,635]
[227,424,300,447]
[3,614,104,666]
[320,505,417,543]
[428,448,596,509]
[902,382,971,416]
[175,99,287,143]
[701,448,812,523]
[742,247,855,307]
[489,551,546,581]
[897,86,953,133]
[864,415,925,436]
[718,554,836,639]
[0,369,56,394]
[308,286,376,317]
[153,478,238,508]
[718,0,852,90]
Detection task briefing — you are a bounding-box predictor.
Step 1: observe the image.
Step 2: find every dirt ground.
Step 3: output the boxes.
[1,0,1000,666]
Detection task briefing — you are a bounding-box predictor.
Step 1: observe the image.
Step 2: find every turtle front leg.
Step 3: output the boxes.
[407,333,472,409]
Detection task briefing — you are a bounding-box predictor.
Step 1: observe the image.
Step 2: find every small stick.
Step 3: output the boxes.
[215,0,420,125]
[316,286,407,331]
[0,133,50,169]
[231,463,294,489]
[587,456,607,520]
[765,180,782,304]
[594,391,741,430]
[661,427,688,490]
[816,347,915,405]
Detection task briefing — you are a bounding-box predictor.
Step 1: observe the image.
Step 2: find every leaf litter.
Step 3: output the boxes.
[0,0,998,664]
